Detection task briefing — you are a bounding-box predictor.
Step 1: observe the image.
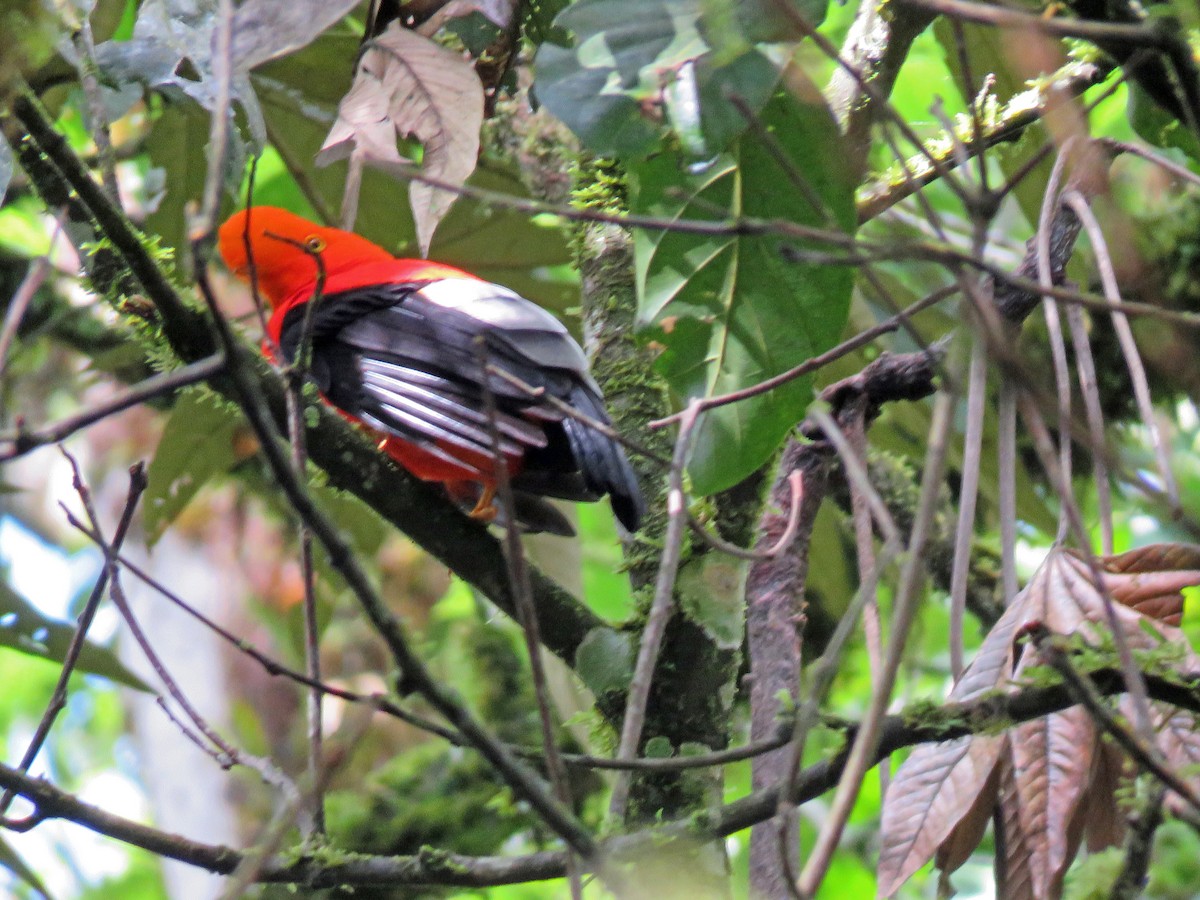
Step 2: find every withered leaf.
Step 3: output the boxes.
[934,760,1000,878]
[436,0,518,28]
[877,735,1005,897]
[1156,706,1200,817]
[1091,542,1200,574]
[229,0,361,71]
[878,544,1200,898]
[317,21,484,255]
[997,752,1038,900]
[1007,703,1094,897]
[1083,740,1131,852]
[1069,547,1200,626]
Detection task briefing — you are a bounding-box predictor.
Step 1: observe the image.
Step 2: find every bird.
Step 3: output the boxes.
[217,206,643,535]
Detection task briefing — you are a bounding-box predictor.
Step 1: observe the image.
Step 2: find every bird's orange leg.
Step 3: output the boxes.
[468,484,498,523]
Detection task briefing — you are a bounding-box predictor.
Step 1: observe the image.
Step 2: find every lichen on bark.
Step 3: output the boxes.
[569,154,741,825]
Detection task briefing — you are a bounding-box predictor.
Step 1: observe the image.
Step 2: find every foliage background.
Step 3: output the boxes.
[2,0,1200,898]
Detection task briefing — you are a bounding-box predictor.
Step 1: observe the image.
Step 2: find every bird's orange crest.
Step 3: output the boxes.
[218,207,396,309]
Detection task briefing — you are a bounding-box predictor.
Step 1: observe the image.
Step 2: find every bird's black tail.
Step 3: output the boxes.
[562,384,645,533]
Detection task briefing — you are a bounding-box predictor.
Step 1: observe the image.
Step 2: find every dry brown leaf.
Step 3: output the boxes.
[1084,740,1132,851]
[934,762,1000,878]
[1093,543,1200,574]
[1068,545,1200,625]
[877,736,1005,897]
[439,0,517,27]
[878,544,1200,898]
[997,751,1038,900]
[1155,706,1200,817]
[229,0,362,71]
[317,21,483,255]
[1008,704,1095,897]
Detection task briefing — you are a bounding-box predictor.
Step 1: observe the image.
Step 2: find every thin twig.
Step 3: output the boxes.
[948,328,988,677]
[1061,189,1178,510]
[796,375,960,897]
[63,508,234,767]
[0,356,227,461]
[0,210,64,385]
[0,456,145,817]
[1066,303,1114,553]
[841,404,887,801]
[998,379,1019,603]
[1099,138,1200,191]
[475,336,583,900]
[269,231,330,840]
[1036,143,1076,544]
[687,470,804,561]
[609,400,701,820]
[66,518,485,748]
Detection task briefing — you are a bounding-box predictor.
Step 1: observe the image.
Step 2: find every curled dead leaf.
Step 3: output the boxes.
[317,21,484,255]
[878,544,1200,897]
[1070,546,1200,625]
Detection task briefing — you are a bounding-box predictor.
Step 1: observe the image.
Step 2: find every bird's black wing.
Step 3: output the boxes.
[278,279,644,531]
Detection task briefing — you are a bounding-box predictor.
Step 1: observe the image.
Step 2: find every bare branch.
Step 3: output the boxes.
[0,458,145,818]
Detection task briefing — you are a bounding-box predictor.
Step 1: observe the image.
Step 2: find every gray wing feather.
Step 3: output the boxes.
[416,280,598,389]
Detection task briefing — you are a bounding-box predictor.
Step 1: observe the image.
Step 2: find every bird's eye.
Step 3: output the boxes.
[305,235,326,252]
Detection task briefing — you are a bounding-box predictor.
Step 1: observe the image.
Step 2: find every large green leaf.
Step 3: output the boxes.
[534,0,810,159]
[143,389,244,546]
[633,87,855,493]
[536,0,704,158]
[144,101,211,256]
[0,579,149,691]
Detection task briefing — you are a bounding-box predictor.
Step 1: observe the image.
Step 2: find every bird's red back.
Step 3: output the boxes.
[217,207,480,343]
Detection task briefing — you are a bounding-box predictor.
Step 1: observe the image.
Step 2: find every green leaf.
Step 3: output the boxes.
[677,554,747,649]
[1128,82,1200,166]
[644,735,674,757]
[144,103,210,259]
[575,627,634,697]
[144,389,245,546]
[0,579,150,691]
[633,87,856,493]
[701,0,829,51]
[0,834,50,900]
[534,0,826,160]
[535,0,706,158]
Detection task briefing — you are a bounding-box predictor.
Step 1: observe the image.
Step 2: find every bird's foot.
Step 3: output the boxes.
[468,485,498,523]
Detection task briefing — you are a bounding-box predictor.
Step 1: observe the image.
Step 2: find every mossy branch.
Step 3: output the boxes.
[1,662,1196,887]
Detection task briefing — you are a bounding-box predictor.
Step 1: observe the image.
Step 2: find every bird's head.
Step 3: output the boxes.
[218,207,394,308]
